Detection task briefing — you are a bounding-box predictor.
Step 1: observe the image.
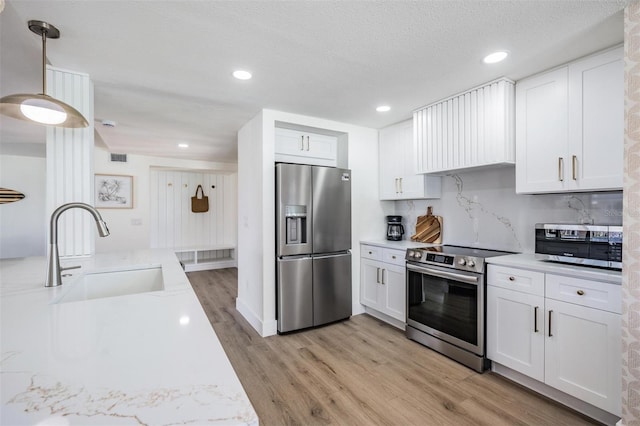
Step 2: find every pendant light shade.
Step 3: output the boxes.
[0,20,89,128]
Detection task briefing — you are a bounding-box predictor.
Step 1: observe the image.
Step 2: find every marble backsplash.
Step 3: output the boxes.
[393,167,623,253]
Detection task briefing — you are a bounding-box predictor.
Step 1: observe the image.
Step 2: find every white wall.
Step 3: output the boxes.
[94,147,237,253]
[0,154,47,258]
[237,109,386,337]
[394,166,623,252]
[236,111,268,335]
[149,170,237,249]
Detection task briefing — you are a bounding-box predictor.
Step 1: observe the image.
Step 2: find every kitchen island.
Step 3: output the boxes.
[0,249,258,425]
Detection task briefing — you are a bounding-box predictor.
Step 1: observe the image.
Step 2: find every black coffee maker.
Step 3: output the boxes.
[386,215,404,241]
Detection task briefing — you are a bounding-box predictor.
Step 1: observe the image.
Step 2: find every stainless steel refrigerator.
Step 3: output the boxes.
[276,163,352,333]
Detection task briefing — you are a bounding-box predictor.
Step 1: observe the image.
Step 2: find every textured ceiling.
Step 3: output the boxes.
[0,0,628,163]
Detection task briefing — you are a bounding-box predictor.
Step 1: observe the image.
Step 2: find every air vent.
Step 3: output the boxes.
[110,153,127,163]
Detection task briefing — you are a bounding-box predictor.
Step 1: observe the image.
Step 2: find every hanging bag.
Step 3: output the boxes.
[191,184,209,213]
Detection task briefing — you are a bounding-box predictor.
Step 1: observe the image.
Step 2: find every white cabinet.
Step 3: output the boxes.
[544,298,620,415]
[274,127,338,167]
[413,78,515,174]
[487,265,621,416]
[516,46,623,194]
[379,120,441,200]
[360,244,406,324]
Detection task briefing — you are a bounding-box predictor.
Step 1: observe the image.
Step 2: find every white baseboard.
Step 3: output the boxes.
[235,297,277,337]
[362,307,406,330]
[492,363,620,426]
[352,302,365,316]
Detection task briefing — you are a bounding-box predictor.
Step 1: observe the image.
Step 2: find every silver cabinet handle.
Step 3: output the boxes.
[300,135,304,151]
[381,269,386,285]
[558,157,564,182]
[399,177,403,193]
[572,155,577,180]
[534,306,539,333]
[395,178,400,194]
[376,267,380,283]
[548,310,553,337]
[305,136,310,151]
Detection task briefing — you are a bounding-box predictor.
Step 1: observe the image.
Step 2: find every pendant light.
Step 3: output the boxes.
[0,20,89,128]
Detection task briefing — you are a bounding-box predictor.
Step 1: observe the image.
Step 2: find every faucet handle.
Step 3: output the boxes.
[60,265,81,272]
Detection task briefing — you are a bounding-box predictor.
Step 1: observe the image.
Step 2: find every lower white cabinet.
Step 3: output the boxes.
[544,298,620,414]
[487,264,621,416]
[487,286,545,381]
[360,244,406,324]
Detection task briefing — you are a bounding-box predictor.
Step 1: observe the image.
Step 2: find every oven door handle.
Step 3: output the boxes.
[407,263,479,285]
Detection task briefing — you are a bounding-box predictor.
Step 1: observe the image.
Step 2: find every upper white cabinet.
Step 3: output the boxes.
[275,127,338,167]
[379,120,441,200]
[413,78,515,174]
[516,46,623,194]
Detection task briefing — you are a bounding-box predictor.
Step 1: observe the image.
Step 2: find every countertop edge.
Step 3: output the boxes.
[486,253,622,284]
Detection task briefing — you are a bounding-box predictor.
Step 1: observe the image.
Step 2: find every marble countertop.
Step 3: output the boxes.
[486,253,622,284]
[0,249,258,425]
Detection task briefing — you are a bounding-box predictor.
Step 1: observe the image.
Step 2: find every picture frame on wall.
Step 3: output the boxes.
[95,174,133,209]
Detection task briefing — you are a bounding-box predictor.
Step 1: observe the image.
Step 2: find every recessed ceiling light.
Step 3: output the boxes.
[483,51,509,64]
[233,70,252,80]
[178,143,189,148]
[376,105,391,112]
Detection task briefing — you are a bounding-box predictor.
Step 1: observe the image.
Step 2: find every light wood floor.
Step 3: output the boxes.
[188,268,597,426]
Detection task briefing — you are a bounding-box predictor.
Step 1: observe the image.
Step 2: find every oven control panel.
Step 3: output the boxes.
[406,249,485,273]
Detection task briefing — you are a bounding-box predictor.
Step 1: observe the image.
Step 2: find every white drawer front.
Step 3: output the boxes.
[487,265,545,296]
[361,244,383,261]
[546,274,621,314]
[382,249,406,267]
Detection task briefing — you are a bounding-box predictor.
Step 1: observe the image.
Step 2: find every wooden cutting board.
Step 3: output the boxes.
[411,206,442,243]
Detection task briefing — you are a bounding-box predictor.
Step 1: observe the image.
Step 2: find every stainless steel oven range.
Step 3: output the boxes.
[405,245,512,372]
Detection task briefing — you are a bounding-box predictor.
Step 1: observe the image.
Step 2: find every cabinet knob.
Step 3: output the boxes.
[392,255,396,259]
[369,251,372,255]
[508,276,515,281]
[577,290,585,296]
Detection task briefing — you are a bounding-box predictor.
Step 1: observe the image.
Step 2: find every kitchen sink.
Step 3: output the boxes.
[53,266,164,304]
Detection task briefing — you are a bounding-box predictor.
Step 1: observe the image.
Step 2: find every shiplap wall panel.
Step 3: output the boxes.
[45,66,94,258]
[414,78,515,174]
[150,170,236,250]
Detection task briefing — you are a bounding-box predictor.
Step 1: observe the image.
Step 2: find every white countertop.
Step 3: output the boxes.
[486,253,622,285]
[360,239,441,250]
[0,249,258,425]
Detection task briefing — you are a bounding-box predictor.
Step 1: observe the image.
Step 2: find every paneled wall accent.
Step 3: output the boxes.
[149,170,236,249]
[622,4,640,425]
[45,66,94,258]
[413,77,515,174]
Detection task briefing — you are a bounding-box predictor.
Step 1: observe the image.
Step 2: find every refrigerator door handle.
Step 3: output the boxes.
[311,252,351,260]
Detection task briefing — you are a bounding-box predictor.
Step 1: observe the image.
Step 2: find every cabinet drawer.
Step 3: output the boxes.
[382,249,405,267]
[487,265,544,296]
[361,245,383,261]
[546,274,621,314]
